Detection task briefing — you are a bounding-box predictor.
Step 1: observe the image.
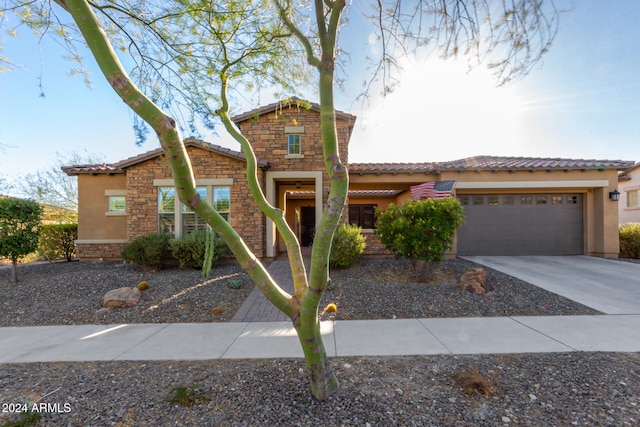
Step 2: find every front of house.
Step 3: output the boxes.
[63,99,633,261]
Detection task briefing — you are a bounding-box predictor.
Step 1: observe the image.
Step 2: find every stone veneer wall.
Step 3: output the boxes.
[236,106,353,207]
[77,243,125,260]
[125,146,265,258]
[361,230,388,256]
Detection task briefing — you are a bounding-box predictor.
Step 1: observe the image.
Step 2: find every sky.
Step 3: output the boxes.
[1,1,639,194]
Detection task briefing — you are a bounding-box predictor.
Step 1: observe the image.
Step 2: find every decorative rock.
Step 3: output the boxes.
[459,268,489,294]
[102,287,142,308]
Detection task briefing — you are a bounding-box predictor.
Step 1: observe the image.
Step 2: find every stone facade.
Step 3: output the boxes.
[76,243,125,260]
[125,146,265,258]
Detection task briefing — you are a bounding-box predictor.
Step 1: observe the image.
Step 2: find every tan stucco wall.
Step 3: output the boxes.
[76,174,127,241]
[619,167,640,224]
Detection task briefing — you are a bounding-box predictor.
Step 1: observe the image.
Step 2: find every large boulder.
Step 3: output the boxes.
[102,287,142,308]
[459,268,490,295]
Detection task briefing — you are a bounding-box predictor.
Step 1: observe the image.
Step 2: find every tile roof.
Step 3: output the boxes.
[351,156,634,174]
[231,97,356,124]
[62,138,270,175]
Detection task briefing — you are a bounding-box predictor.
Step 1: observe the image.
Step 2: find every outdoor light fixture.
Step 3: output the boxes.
[295,180,302,189]
[609,189,620,201]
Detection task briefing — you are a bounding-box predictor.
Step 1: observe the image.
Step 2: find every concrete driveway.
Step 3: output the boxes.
[463,256,640,315]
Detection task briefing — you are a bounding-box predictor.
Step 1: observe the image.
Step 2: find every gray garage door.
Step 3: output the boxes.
[456,194,583,256]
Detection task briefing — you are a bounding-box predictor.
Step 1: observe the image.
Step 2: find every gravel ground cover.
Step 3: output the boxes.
[0,261,254,326]
[1,257,638,426]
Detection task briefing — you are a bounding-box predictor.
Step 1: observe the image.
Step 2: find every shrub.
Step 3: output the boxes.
[121,233,171,269]
[38,223,78,261]
[375,198,464,278]
[170,230,227,272]
[329,223,366,268]
[0,198,42,283]
[619,223,640,259]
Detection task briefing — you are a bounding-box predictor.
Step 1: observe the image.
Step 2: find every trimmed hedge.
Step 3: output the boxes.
[619,223,640,259]
[170,230,227,270]
[121,233,171,270]
[330,223,366,269]
[39,223,78,261]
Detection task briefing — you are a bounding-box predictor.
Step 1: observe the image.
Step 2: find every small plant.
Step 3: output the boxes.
[619,223,640,259]
[452,366,499,396]
[227,278,244,289]
[168,385,211,407]
[211,306,224,315]
[137,281,149,291]
[329,223,366,269]
[38,223,78,262]
[121,233,171,270]
[0,410,42,427]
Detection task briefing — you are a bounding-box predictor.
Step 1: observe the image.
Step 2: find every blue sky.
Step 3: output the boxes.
[1,1,639,190]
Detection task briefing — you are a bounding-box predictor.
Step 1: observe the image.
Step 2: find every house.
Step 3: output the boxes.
[618,162,640,224]
[63,99,633,260]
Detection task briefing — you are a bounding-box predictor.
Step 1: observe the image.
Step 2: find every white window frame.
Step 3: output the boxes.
[154,179,233,237]
[105,190,127,216]
[284,126,305,159]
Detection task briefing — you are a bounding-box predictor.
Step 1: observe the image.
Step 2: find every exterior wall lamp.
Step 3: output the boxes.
[609,189,620,201]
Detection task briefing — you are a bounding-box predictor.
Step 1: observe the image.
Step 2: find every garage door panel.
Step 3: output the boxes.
[457,194,583,256]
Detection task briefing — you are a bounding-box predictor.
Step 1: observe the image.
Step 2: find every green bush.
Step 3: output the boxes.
[375,197,464,277]
[619,223,640,259]
[121,233,171,269]
[330,223,366,269]
[0,198,42,283]
[39,223,78,261]
[170,230,227,271]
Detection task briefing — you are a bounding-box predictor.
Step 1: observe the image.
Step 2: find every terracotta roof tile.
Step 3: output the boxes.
[351,156,634,174]
[62,138,270,175]
[231,97,356,124]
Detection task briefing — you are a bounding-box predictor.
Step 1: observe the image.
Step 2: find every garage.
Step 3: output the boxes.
[456,193,583,256]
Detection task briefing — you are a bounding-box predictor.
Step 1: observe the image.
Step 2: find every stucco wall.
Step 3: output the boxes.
[76,174,127,241]
[619,168,640,224]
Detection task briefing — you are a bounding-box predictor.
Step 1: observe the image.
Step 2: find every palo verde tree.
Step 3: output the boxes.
[2,0,560,400]
[0,197,42,283]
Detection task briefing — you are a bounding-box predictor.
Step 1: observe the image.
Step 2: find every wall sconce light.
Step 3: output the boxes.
[295,181,301,189]
[609,189,620,201]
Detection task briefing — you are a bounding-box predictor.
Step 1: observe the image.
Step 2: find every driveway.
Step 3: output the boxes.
[462,256,640,315]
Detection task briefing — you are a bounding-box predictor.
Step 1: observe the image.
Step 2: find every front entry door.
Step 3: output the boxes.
[300,206,316,246]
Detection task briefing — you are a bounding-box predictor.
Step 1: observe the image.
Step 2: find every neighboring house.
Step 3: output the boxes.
[618,162,640,224]
[63,99,633,260]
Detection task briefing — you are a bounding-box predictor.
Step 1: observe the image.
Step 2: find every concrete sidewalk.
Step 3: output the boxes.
[2,315,640,363]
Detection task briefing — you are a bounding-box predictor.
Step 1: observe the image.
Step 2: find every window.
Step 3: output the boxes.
[458,196,469,205]
[521,196,533,205]
[109,196,126,212]
[488,196,499,206]
[502,196,514,205]
[349,204,377,229]
[567,195,578,204]
[536,195,547,205]
[552,196,563,205]
[213,186,231,221]
[627,190,638,208]
[288,134,301,155]
[159,187,176,236]
[158,185,231,237]
[473,196,484,205]
[182,187,207,234]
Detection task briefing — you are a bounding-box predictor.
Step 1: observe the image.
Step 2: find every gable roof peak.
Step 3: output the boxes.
[231,97,356,124]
